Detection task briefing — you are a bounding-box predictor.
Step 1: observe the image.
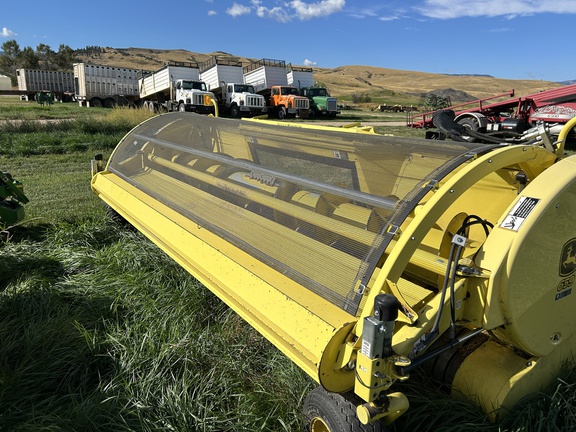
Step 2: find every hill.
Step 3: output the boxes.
[76,47,562,104]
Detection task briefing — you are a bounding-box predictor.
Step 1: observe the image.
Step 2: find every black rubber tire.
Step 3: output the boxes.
[303,387,386,432]
[457,117,479,142]
[229,105,241,118]
[179,102,186,112]
[277,107,287,119]
[90,97,103,108]
[104,98,116,108]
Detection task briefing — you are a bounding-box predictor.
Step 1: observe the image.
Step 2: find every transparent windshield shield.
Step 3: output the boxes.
[108,113,494,315]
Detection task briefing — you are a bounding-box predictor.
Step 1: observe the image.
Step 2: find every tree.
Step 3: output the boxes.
[0,39,21,73]
[19,47,40,69]
[36,43,55,69]
[54,44,76,70]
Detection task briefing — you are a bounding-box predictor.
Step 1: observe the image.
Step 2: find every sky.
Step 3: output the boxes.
[2,0,576,83]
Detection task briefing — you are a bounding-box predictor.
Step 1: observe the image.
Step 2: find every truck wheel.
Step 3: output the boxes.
[230,105,241,118]
[308,109,316,119]
[278,107,287,119]
[104,98,116,108]
[179,103,186,113]
[303,387,386,432]
[457,117,479,142]
[90,98,103,108]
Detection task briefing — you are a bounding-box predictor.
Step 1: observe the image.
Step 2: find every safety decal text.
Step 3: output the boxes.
[500,196,540,232]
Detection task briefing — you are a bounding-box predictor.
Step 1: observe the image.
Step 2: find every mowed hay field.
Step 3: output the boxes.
[1,99,576,431]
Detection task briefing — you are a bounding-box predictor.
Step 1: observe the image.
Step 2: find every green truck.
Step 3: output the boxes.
[300,87,339,118]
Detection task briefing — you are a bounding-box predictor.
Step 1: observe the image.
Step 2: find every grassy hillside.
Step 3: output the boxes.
[76,47,561,106]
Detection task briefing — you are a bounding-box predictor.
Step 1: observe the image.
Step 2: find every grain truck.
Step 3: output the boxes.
[139,61,215,114]
[73,63,140,108]
[243,59,309,119]
[300,86,339,118]
[286,64,314,89]
[286,65,338,117]
[199,57,266,117]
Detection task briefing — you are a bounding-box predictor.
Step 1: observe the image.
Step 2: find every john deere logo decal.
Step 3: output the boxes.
[560,238,576,277]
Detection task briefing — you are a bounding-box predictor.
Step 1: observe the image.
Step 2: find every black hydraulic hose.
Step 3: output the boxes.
[465,129,508,144]
[430,241,456,336]
[400,328,485,374]
[432,110,469,142]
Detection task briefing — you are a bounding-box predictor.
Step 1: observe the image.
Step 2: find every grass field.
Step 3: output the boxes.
[1,100,575,431]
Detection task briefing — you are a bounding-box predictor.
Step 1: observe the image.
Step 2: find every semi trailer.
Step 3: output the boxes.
[15,68,74,102]
[139,61,215,114]
[73,63,141,108]
[199,57,266,117]
[92,112,576,431]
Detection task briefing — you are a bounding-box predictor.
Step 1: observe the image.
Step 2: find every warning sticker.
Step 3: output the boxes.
[500,196,540,232]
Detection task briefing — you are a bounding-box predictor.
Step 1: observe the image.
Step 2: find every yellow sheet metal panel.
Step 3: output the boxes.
[480,155,576,356]
[92,172,354,380]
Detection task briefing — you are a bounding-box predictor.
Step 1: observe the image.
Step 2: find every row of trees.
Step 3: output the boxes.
[0,40,80,84]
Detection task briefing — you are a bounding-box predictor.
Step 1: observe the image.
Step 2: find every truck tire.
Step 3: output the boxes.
[230,105,241,118]
[143,101,155,113]
[303,387,386,432]
[90,98,103,108]
[277,107,287,120]
[104,98,116,108]
[179,103,186,113]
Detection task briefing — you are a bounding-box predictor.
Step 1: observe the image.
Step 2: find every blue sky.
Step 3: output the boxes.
[2,0,575,82]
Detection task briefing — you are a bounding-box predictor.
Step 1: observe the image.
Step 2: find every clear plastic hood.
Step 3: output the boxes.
[107,113,495,315]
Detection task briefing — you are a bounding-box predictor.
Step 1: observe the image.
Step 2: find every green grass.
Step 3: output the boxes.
[1,105,575,431]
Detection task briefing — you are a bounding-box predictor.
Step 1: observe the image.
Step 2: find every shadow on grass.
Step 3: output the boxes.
[0,255,64,292]
[0,284,140,431]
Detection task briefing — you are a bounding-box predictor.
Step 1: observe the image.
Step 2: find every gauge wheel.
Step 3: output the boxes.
[303,387,386,432]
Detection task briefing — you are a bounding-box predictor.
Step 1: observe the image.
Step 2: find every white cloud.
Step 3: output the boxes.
[252,0,291,22]
[226,3,251,17]
[304,59,317,66]
[1,27,17,38]
[290,0,345,20]
[227,0,345,22]
[208,10,217,16]
[416,0,576,19]
[348,8,379,19]
[379,15,401,21]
